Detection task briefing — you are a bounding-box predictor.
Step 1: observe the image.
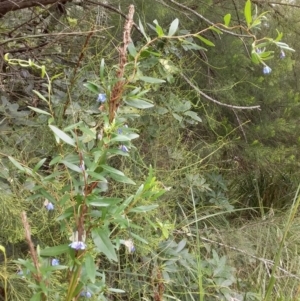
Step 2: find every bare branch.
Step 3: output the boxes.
[0,0,71,17]
[85,0,143,37]
[166,0,252,38]
[181,73,261,110]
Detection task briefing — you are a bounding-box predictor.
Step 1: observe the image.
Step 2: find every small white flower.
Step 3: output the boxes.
[122,239,135,253]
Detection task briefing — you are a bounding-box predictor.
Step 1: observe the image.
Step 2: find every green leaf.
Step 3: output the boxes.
[224,14,231,26]
[32,90,48,103]
[175,239,187,253]
[100,165,124,176]
[49,125,75,146]
[124,98,154,109]
[244,0,252,27]
[28,106,51,116]
[184,111,202,122]
[108,288,125,293]
[109,173,136,185]
[49,155,62,165]
[275,30,283,42]
[64,121,83,132]
[129,204,158,213]
[139,76,165,84]
[172,113,183,123]
[168,18,179,36]
[153,19,164,37]
[209,26,222,34]
[8,156,25,172]
[33,158,47,172]
[251,51,261,64]
[85,253,96,283]
[128,42,137,57]
[86,171,107,182]
[83,82,101,94]
[138,19,149,41]
[87,197,122,207]
[259,51,274,58]
[92,228,118,262]
[61,160,82,173]
[30,293,42,301]
[40,244,70,256]
[195,35,215,47]
[110,135,131,142]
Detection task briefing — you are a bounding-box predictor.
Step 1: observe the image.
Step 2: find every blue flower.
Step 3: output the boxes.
[280,50,285,59]
[45,202,54,211]
[256,48,262,54]
[69,241,86,250]
[51,258,59,266]
[97,93,106,103]
[120,145,129,152]
[80,291,92,298]
[263,66,272,75]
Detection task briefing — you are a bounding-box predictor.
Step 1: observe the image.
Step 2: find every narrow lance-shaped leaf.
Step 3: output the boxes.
[139,76,165,84]
[195,35,215,47]
[244,0,252,27]
[49,125,75,146]
[153,19,164,37]
[85,253,96,283]
[8,156,25,172]
[224,14,231,27]
[32,90,48,103]
[168,18,179,36]
[92,228,118,262]
[138,19,149,41]
[40,244,70,256]
[28,106,51,116]
[125,98,154,109]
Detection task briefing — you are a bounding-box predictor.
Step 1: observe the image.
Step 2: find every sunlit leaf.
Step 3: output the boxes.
[49,125,75,146]
[129,204,159,212]
[139,76,165,84]
[32,90,48,103]
[153,19,164,37]
[195,35,215,47]
[28,106,51,116]
[224,14,231,26]
[61,160,82,173]
[168,18,179,36]
[244,0,252,27]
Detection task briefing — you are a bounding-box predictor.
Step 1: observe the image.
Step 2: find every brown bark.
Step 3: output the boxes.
[0,0,71,17]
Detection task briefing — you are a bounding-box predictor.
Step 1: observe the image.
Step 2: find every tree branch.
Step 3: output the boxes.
[181,73,261,110]
[166,0,252,38]
[0,0,70,17]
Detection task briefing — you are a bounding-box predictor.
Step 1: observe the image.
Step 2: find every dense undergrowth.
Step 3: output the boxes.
[1,1,300,301]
